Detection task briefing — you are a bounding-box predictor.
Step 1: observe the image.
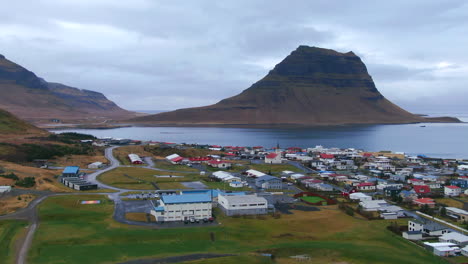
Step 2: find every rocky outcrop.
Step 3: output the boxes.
[131,46,456,126]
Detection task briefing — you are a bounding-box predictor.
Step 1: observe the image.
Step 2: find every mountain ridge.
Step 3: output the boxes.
[130,46,458,126]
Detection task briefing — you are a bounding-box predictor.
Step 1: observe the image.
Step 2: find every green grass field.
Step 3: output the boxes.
[154,160,199,172]
[0,220,28,264]
[301,196,326,204]
[97,167,201,190]
[27,195,452,264]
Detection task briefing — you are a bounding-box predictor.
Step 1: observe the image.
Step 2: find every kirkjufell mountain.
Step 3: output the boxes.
[132,46,459,126]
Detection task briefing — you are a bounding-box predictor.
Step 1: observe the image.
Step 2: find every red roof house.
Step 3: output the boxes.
[413,185,431,195]
[320,154,335,159]
[413,198,436,207]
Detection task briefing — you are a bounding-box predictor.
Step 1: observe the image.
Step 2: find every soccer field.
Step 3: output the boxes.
[301,196,326,204]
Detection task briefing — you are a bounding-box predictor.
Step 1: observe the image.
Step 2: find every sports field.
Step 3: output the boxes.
[301,196,326,204]
[27,195,453,264]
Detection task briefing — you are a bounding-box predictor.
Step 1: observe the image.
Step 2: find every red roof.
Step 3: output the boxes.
[358,182,374,187]
[266,153,279,159]
[253,146,263,149]
[445,185,461,189]
[211,145,222,148]
[414,185,431,194]
[188,157,212,161]
[224,153,236,156]
[414,198,435,204]
[320,154,335,159]
[363,153,373,157]
[171,156,184,162]
[409,178,423,182]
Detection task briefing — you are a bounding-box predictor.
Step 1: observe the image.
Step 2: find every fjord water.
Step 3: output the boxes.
[54,117,468,159]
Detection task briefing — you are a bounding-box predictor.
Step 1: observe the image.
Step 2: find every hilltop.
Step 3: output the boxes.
[0,108,46,135]
[0,54,137,124]
[130,46,459,126]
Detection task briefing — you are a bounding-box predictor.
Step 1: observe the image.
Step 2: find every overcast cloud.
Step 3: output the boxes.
[1,0,467,114]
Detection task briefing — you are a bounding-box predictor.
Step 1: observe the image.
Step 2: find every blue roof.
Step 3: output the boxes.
[161,194,212,204]
[231,181,241,184]
[63,166,80,174]
[154,206,164,212]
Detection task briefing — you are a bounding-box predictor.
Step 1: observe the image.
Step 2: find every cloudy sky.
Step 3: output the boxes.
[1,0,467,113]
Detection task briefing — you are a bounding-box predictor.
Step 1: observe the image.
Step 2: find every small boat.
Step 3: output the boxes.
[420,125,426,127]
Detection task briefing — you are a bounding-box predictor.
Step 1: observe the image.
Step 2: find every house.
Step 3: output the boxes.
[423,242,460,257]
[439,232,468,247]
[88,162,104,169]
[402,231,423,240]
[445,207,468,223]
[400,190,418,202]
[349,192,372,202]
[218,194,268,216]
[246,169,266,178]
[408,178,425,186]
[462,245,468,257]
[265,152,282,164]
[413,198,436,208]
[229,181,244,188]
[150,193,212,222]
[212,171,241,183]
[208,160,232,169]
[379,205,405,218]
[413,185,431,195]
[445,185,462,197]
[450,179,468,188]
[255,175,282,189]
[290,173,306,180]
[409,219,450,236]
[357,182,376,191]
[359,200,388,211]
[62,166,80,177]
[309,183,334,191]
[128,154,143,164]
[166,154,184,164]
[384,187,402,198]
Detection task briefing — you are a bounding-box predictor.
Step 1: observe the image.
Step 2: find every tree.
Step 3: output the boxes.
[440,206,447,217]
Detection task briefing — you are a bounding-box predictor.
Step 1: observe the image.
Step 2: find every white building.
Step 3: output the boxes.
[0,186,12,193]
[359,200,388,211]
[349,192,372,202]
[439,232,468,247]
[246,169,266,178]
[402,231,423,240]
[423,242,460,257]
[218,194,268,216]
[128,153,143,164]
[408,219,450,236]
[212,171,241,183]
[88,162,104,169]
[445,185,462,197]
[150,194,212,222]
[265,152,282,164]
[229,181,244,188]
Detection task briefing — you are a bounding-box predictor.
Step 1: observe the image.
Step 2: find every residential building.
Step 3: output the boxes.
[359,200,388,211]
[357,182,376,191]
[445,185,462,197]
[218,194,268,216]
[208,160,232,169]
[414,185,431,196]
[409,219,450,236]
[384,187,402,198]
[400,190,418,202]
[150,194,212,222]
[439,232,468,247]
[349,192,372,202]
[450,179,468,188]
[255,175,282,189]
[402,231,423,240]
[246,169,266,178]
[413,198,436,208]
[62,166,80,177]
[264,152,282,164]
[310,183,334,191]
[446,207,468,223]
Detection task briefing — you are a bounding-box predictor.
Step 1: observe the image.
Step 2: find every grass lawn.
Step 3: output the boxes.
[98,167,201,190]
[435,198,465,208]
[301,196,326,204]
[28,195,451,264]
[202,181,251,191]
[154,160,199,172]
[0,220,29,264]
[246,164,302,176]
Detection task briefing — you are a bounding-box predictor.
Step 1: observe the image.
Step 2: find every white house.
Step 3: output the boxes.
[265,152,282,164]
[439,232,468,247]
[150,194,212,222]
[445,185,462,197]
[402,231,423,240]
[408,219,450,236]
[218,194,268,216]
[208,160,232,169]
[349,192,372,202]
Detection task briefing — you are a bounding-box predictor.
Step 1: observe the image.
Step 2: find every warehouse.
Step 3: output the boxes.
[255,175,282,189]
[61,177,98,191]
[218,194,268,216]
[128,154,143,164]
[212,171,241,183]
[88,162,104,169]
[62,166,80,177]
[150,193,212,222]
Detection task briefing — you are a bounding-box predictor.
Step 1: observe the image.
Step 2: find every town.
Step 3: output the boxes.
[3,134,468,263]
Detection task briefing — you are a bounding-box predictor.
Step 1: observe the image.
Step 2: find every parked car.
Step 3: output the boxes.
[189,218,195,223]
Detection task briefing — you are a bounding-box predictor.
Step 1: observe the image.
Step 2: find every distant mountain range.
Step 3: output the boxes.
[0,54,137,124]
[130,46,460,126]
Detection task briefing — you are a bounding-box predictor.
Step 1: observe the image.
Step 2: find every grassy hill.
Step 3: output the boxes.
[0,108,44,134]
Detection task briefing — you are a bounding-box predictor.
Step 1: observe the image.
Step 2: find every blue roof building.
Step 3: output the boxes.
[62,166,80,177]
[161,194,212,204]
